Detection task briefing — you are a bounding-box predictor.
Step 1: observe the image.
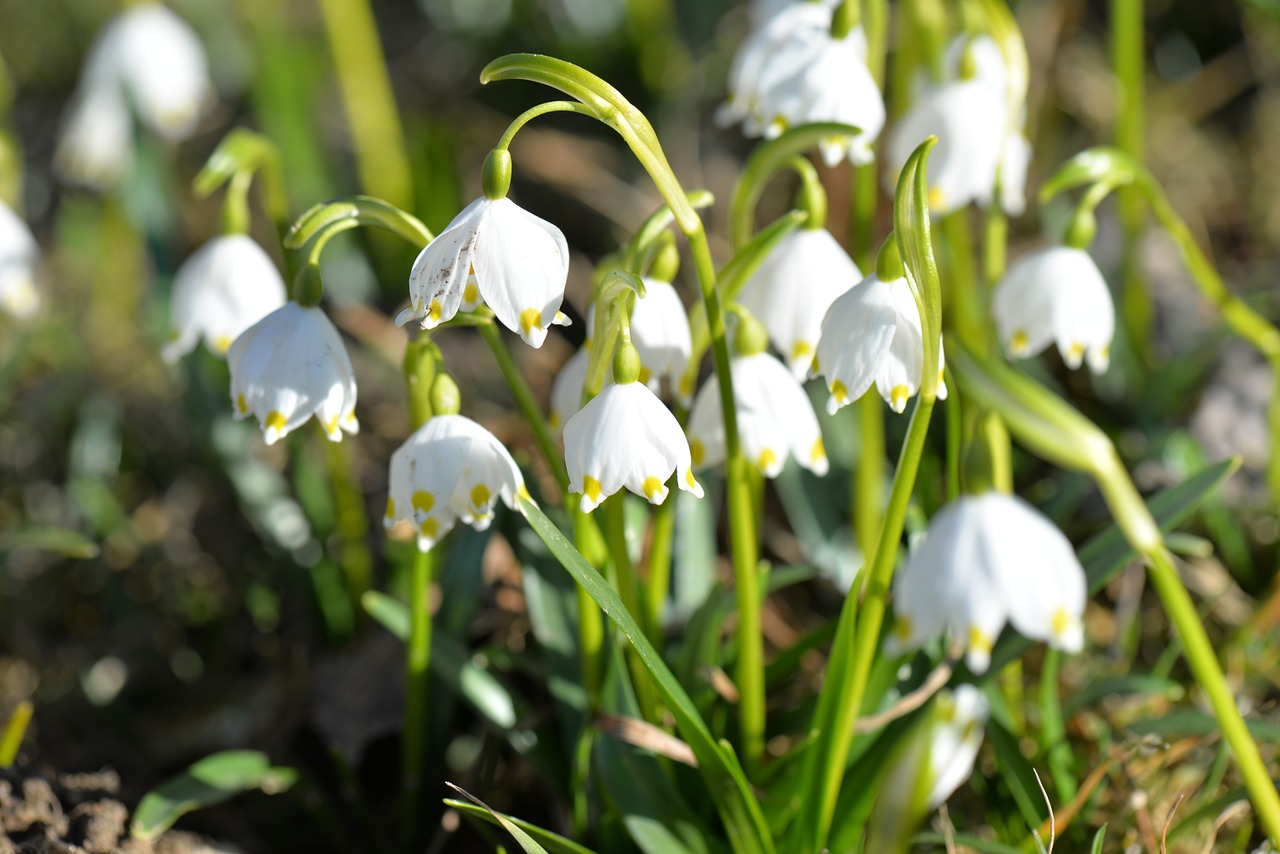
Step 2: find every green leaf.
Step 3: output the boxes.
[1039,146,1144,203]
[982,458,1238,674]
[519,498,775,854]
[130,751,297,841]
[893,136,941,355]
[446,784,550,854]
[0,527,98,559]
[445,799,598,854]
[1090,824,1108,854]
[912,833,1026,854]
[985,719,1046,831]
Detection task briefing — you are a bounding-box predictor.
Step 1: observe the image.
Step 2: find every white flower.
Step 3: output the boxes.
[563,381,703,512]
[870,685,988,844]
[55,4,210,188]
[385,414,528,551]
[816,272,946,415]
[738,228,862,379]
[992,246,1114,374]
[399,196,569,348]
[720,4,884,165]
[228,302,359,445]
[890,492,1087,674]
[549,346,592,435]
[583,277,694,402]
[163,235,288,362]
[0,201,39,320]
[686,351,828,477]
[998,131,1032,217]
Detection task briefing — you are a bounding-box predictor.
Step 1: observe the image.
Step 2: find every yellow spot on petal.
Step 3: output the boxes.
[968,626,993,655]
[894,616,912,641]
[810,436,826,464]
[1067,341,1085,364]
[517,483,532,503]
[428,299,443,323]
[419,517,438,539]
[831,379,848,404]
[638,366,651,385]
[811,353,821,373]
[265,411,287,433]
[928,186,947,210]
[463,281,479,304]
[470,483,491,509]
[890,384,910,412]
[583,475,603,505]
[678,374,693,399]
[325,416,339,436]
[757,448,778,471]
[791,340,814,363]
[1052,607,1070,638]
[520,308,543,336]
[1011,329,1029,354]
[236,393,248,415]
[548,411,560,429]
[684,469,700,491]
[469,263,476,275]
[411,490,435,514]
[214,335,232,354]
[385,498,396,520]
[1098,344,1110,362]
[642,476,664,501]
[690,439,705,467]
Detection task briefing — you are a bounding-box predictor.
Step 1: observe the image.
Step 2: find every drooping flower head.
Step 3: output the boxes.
[563,341,702,513]
[720,3,885,165]
[386,414,528,551]
[687,350,828,478]
[738,227,862,379]
[56,3,211,188]
[992,245,1114,374]
[228,302,359,445]
[0,201,39,320]
[399,195,570,348]
[816,270,946,415]
[889,491,1087,674]
[163,234,288,362]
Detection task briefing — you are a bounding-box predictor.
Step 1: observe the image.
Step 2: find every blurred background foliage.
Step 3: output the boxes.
[1,0,1280,850]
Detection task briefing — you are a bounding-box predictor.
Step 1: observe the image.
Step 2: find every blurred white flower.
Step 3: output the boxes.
[563,381,702,512]
[869,685,988,845]
[56,3,210,188]
[228,302,359,445]
[889,492,1087,674]
[549,346,592,435]
[583,276,693,402]
[400,196,570,348]
[816,272,946,415]
[686,351,828,478]
[993,246,1114,374]
[738,228,862,379]
[720,3,884,165]
[385,414,528,551]
[163,234,288,363]
[0,201,39,320]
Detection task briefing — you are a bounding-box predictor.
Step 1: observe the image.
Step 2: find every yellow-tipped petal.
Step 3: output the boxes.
[214,335,232,354]
[470,483,492,510]
[384,498,397,520]
[968,626,993,656]
[1052,607,1070,638]
[889,384,910,412]
[428,299,443,323]
[265,411,287,433]
[831,379,848,404]
[690,439,705,467]
[520,308,543,336]
[463,282,479,304]
[642,475,664,501]
[1010,329,1029,354]
[583,475,603,505]
[810,436,826,465]
[411,490,435,514]
[236,393,249,415]
[757,448,778,471]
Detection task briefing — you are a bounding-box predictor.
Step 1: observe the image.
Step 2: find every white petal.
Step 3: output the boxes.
[114,5,210,140]
[472,198,569,348]
[631,278,693,395]
[403,197,487,329]
[816,273,899,414]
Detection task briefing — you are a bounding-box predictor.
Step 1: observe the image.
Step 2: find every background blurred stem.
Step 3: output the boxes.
[603,496,660,721]
[316,0,413,210]
[645,476,677,645]
[323,437,372,610]
[983,207,1007,285]
[942,211,984,350]
[1111,0,1153,363]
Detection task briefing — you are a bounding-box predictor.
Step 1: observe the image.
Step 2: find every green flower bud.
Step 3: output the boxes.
[482,148,512,200]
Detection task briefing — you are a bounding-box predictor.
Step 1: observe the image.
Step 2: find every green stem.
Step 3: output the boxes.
[317,0,413,210]
[478,321,570,492]
[604,496,660,721]
[983,206,1007,286]
[324,437,373,608]
[400,548,434,849]
[854,393,884,567]
[645,475,678,644]
[496,101,600,151]
[1039,649,1077,802]
[0,701,31,767]
[1111,0,1152,361]
[800,394,937,852]
[942,211,985,352]
[831,0,860,40]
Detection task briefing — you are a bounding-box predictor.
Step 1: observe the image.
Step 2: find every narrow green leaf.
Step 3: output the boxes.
[361,590,410,640]
[445,800,598,854]
[519,497,775,854]
[1090,824,1108,854]
[0,527,99,559]
[130,751,297,841]
[985,719,1046,831]
[912,832,1026,854]
[446,784,550,854]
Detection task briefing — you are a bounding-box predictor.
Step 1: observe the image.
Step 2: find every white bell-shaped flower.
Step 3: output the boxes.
[549,346,592,435]
[738,228,862,379]
[228,302,359,445]
[399,196,569,348]
[686,351,828,478]
[583,277,694,402]
[563,346,703,512]
[163,234,288,362]
[55,85,134,189]
[113,4,211,140]
[0,201,39,320]
[720,3,884,165]
[385,414,528,551]
[889,491,1087,674]
[993,246,1114,374]
[816,272,946,415]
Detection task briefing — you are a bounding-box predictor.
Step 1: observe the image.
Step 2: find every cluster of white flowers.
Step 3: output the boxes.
[56,3,211,189]
[720,2,884,166]
[0,201,39,320]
